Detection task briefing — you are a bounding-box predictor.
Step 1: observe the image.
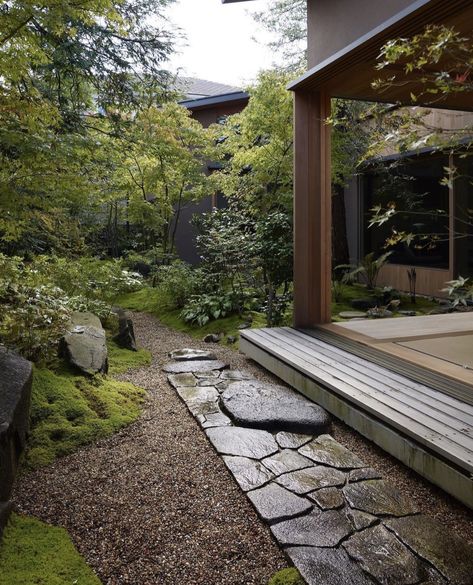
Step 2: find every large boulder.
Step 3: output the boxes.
[0,347,33,538]
[221,380,331,434]
[62,312,108,375]
[113,309,137,352]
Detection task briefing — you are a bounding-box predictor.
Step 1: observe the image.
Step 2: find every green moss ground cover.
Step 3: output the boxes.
[26,341,149,469]
[0,514,101,585]
[268,568,305,585]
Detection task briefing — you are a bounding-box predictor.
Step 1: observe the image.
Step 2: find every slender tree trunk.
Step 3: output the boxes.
[332,183,350,269]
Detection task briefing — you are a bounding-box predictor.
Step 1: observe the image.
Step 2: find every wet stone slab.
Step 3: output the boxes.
[163,360,228,374]
[222,456,274,492]
[276,432,312,449]
[349,467,383,483]
[248,482,313,523]
[221,380,331,434]
[168,348,217,361]
[343,480,418,517]
[220,370,255,381]
[271,508,353,548]
[343,524,426,585]
[299,434,365,469]
[167,373,198,388]
[286,547,373,585]
[276,466,346,495]
[344,508,378,532]
[194,370,221,379]
[262,449,313,476]
[205,427,279,459]
[199,411,232,429]
[385,515,473,585]
[308,487,344,510]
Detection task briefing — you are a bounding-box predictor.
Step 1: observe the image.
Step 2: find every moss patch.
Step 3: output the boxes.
[27,365,144,468]
[268,568,305,585]
[107,340,151,375]
[0,514,102,585]
[116,287,267,349]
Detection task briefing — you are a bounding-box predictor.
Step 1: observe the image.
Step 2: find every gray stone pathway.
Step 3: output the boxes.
[164,348,473,585]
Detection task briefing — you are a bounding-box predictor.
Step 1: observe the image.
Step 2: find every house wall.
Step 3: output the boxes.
[173,97,249,265]
[307,0,415,68]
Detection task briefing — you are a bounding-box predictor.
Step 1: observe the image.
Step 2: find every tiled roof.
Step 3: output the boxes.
[175,77,243,100]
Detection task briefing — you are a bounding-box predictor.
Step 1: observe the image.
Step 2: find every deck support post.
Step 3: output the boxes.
[293,90,332,327]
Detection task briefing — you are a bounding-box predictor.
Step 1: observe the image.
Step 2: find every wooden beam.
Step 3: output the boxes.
[293,90,332,327]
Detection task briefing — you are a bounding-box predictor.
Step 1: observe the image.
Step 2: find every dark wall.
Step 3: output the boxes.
[190,100,248,129]
[307,0,415,68]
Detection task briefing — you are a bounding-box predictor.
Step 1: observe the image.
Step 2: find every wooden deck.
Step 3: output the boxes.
[240,326,473,509]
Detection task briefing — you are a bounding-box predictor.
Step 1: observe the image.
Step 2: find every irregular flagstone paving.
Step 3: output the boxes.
[165,353,473,585]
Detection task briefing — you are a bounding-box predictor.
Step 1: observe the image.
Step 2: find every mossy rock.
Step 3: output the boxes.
[0,514,102,584]
[268,567,305,585]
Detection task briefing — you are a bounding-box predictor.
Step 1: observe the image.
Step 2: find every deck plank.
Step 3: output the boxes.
[243,328,473,474]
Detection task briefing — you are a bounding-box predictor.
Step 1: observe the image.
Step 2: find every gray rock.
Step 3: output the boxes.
[162,360,228,374]
[262,449,313,476]
[348,467,382,482]
[223,456,275,492]
[286,547,373,585]
[276,466,346,495]
[200,411,232,429]
[343,480,418,517]
[0,501,13,540]
[238,322,252,330]
[205,427,278,459]
[0,348,32,505]
[112,309,137,351]
[220,370,254,381]
[221,380,330,434]
[276,432,312,449]
[399,310,417,317]
[194,371,221,379]
[299,435,365,469]
[385,515,473,585]
[339,311,367,319]
[271,508,353,547]
[344,508,378,531]
[248,483,312,523]
[226,336,237,344]
[308,487,344,510]
[167,373,197,388]
[168,348,217,361]
[176,386,220,418]
[203,333,221,343]
[343,524,425,585]
[62,312,108,374]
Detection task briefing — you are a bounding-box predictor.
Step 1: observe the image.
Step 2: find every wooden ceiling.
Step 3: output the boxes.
[289,0,473,111]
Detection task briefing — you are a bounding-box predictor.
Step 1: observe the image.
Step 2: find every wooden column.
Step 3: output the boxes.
[293,90,332,327]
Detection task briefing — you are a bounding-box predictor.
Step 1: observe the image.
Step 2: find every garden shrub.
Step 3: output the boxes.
[153,261,204,310]
[180,291,243,326]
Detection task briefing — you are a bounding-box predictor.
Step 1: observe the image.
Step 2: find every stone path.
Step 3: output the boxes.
[165,349,473,585]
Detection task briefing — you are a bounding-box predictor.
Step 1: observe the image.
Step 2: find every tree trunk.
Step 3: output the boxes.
[332,183,350,269]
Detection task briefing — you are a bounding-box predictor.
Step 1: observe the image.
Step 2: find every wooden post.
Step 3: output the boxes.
[293,90,332,327]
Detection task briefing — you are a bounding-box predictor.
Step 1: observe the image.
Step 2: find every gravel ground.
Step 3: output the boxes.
[14,311,473,585]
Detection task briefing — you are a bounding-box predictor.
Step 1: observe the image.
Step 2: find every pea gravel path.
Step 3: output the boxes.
[13,312,473,585]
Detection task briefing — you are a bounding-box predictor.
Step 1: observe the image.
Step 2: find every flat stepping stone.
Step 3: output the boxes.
[262,449,313,476]
[338,311,367,319]
[271,508,353,547]
[248,483,312,523]
[222,456,274,492]
[221,380,331,433]
[349,467,382,482]
[286,547,373,585]
[344,508,378,531]
[276,466,346,494]
[343,480,418,517]
[205,427,278,459]
[276,432,312,449]
[343,524,426,585]
[168,348,217,361]
[220,370,254,380]
[163,360,228,374]
[386,515,473,585]
[168,373,198,388]
[200,411,232,429]
[308,487,344,510]
[177,386,220,418]
[194,371,221,379]
[299,434,365,469]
